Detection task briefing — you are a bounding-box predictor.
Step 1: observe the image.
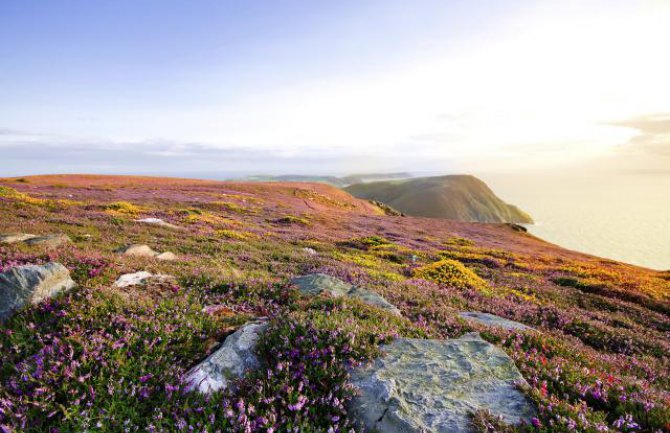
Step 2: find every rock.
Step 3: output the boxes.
[302,247,317,255]
[459,312,534,331]
[290,273,352,298]
[117,244,159,258]
[23,234,71,247]
[112,271,175,288]
[136,218,181,230]
[347,286,402,316]
[506,223,528,233]
[0,263,76,321]
[184,321,268,393]
[155,251,177,261]
[349,333,536,433]
[290,273,401,315]
[0,233,37,244]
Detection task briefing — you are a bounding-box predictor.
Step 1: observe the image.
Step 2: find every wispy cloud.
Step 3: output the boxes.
[609,114,670,156]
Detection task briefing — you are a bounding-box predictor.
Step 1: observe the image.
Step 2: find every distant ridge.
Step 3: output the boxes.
[345,175,533,224]
[239,172,412,188]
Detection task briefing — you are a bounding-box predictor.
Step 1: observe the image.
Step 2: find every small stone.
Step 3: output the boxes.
[0,233,37,244]
[184,321,268,393]
[136,218,181,230]
[117,244,159,258]
[0,263,76,321]
[155,251,177,261]
[302,247,317,255]
[459,312,534,331]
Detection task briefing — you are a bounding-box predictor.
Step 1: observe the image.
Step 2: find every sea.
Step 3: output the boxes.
[482,171,670,271]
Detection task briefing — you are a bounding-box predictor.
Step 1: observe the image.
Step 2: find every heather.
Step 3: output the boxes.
[0,175,669,433]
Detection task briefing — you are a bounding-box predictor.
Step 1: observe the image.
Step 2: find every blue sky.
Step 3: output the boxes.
[1,0,669,177]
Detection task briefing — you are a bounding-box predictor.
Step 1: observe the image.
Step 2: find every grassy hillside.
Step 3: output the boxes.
[345,174,534,223]
[0,174,668,433]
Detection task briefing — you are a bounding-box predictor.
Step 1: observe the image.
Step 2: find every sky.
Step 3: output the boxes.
[1,0,670,177]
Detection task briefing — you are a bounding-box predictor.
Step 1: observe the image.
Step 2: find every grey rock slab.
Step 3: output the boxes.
[23,234,71,247]
[459,312,534,331]
[347,286,402,316]
[290,273,352,298]
[290,273,401,315]
[0,263,76,321]
[349,333,536,433]
[0,233,38,244]
[184,321,268,393]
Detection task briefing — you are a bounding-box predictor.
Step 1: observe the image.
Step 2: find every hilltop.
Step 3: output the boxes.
[239,172,412,188]
[345,175,533,223]
[0,174,668,433]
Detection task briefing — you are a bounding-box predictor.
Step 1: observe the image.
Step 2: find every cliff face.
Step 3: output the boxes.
[345,175,533,224]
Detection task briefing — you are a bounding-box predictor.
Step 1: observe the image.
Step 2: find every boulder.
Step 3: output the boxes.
[136,218,181,230]
[290,273,352,298]
[117,244,159,258]
[23,234,71,247]
[347,286,402,316]
[112,271,175,288]
[349,333,536,433]
[0,233,37,244]
[0,263,76,321]
[459,312,533,331]
[184,321,268,393]
[155,251,177,261]
[290,273,401,315]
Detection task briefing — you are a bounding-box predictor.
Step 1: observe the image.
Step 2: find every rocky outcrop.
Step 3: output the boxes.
[136,218,181,230]
[184,321,268,393]
[116,244,177,261]
[1,233,70,247]
[0,263,76,321]
[290,274,401,315]
[0,233,37,244]
[24,234,71,247]
[349,333,536,433]
[113,271,176,288]
[459,312,534,331]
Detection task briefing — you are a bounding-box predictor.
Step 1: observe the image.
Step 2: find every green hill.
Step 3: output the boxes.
[345,175,533,223]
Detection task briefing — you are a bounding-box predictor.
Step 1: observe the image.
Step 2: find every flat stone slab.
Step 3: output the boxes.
[113,271,175,288]
[349,333,536,433]
[459,312,533,331]
[155,251,177,261]
[184,321,268,393]
[136,218,181,230]
[23,234,71,247]
[290,273,401,315]
[0,233,38,244]
[0,263,76,321]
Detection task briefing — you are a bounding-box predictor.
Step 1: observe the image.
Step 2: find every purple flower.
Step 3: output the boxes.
[139,373,153,383]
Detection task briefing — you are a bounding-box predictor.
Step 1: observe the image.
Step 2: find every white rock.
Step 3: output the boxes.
[117,244,159,258]
[0,263,76,321]
[136,218,181,230]
[155,251,177,261]
[459,312,534,331]
[0,233,38,244]
[113,271,175,288]
[302,247,317,255]
[184,321,268,393]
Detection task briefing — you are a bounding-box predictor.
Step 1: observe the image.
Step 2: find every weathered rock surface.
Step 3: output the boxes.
[117,244,159,258]
[184,321,268,393]
[349,333,536,433]
[136,218,181,230]
[113,271,175,288]
[155,251,177,261]
[24,234,71,247]
[0,233,37,244]
[302,247,317,255]
[290,273,401,315]
[0,263,76,321]
[459,312,533,331]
